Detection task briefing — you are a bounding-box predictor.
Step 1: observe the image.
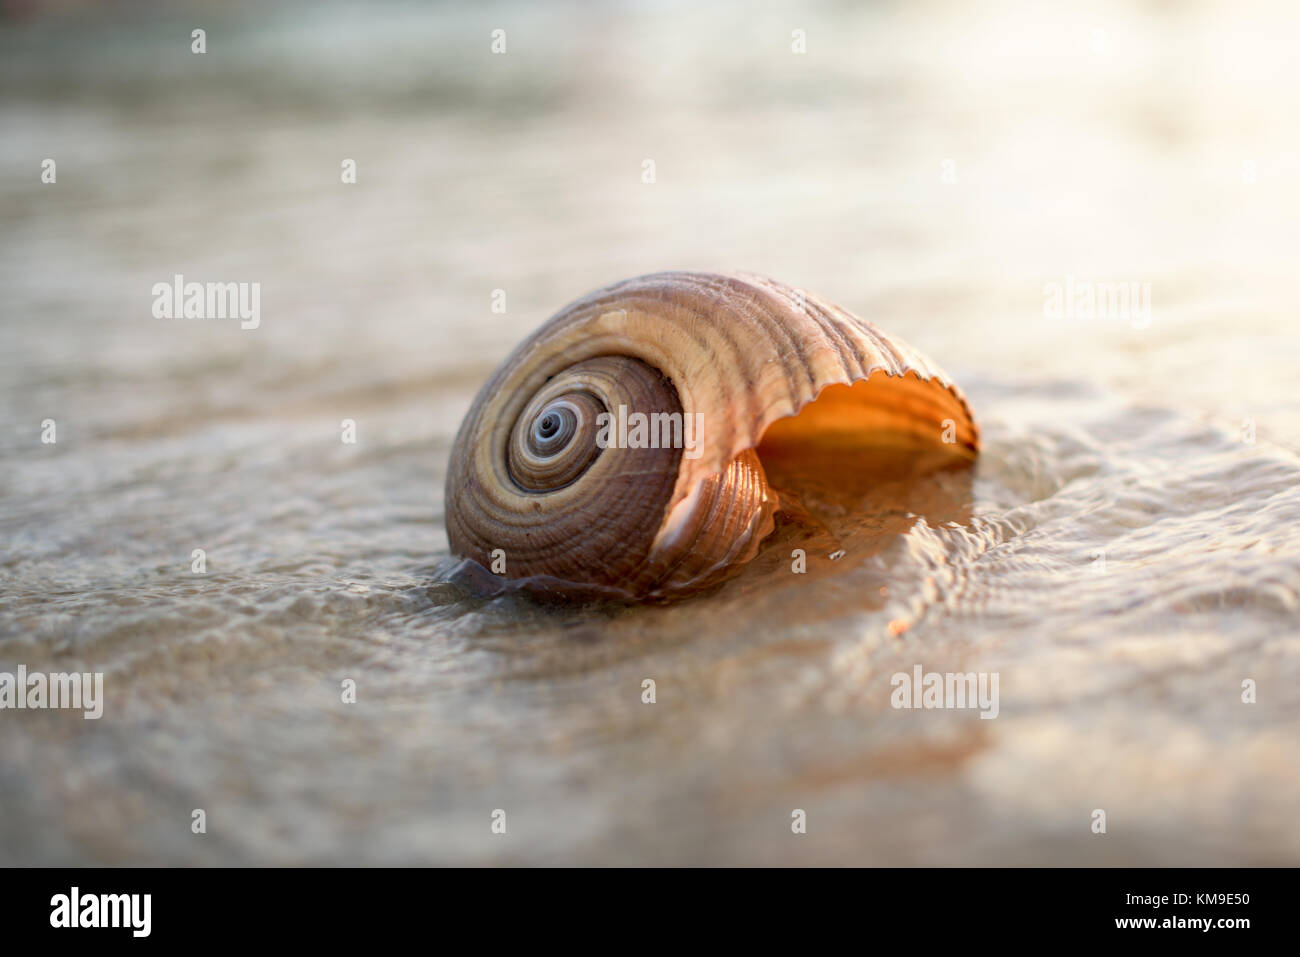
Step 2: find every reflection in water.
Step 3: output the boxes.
[761,444,976,586]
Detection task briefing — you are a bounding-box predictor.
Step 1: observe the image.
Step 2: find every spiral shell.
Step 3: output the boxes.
[445,271,978,599]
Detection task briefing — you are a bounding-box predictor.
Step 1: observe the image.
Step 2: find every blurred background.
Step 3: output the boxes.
[1,0,1298,865]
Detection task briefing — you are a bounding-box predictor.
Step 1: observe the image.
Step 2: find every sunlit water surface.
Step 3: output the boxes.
[1,0,1298,864]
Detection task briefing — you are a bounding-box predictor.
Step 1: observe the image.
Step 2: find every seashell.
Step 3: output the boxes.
[445,271,978,600]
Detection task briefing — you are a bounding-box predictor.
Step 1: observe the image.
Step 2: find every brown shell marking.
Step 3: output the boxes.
[445,271,979,599]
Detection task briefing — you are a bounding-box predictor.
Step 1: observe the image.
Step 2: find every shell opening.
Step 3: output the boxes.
[756,369,979,462]
[648,369,979,594]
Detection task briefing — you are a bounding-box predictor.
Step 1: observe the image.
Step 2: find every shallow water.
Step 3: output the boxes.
[2,0,1299,865]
